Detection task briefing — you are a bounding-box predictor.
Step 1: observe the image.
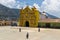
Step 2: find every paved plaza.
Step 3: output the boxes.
[0,26,60,40]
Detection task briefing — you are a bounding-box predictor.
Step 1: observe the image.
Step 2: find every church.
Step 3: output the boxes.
[18,6,40,27]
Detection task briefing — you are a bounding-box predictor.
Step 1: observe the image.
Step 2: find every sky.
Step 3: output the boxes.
[0,0,60,18]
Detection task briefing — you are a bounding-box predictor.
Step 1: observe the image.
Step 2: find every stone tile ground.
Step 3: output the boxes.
[0,26,60,40]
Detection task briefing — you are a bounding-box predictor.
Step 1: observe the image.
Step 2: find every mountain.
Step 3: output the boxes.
[0,4,59,21]
[46,13,59,19]
[0,4,20,21]
[40,12,59,19]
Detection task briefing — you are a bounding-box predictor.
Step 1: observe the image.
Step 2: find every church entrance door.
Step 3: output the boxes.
[25,21,29,27]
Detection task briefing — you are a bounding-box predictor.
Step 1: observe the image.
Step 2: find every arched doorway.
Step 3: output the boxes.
[25,21,29,27]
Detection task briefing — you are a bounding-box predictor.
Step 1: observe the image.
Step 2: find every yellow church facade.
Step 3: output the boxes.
[18,6,40,27]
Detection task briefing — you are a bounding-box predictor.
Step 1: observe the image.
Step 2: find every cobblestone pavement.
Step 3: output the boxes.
[0,26,60,40]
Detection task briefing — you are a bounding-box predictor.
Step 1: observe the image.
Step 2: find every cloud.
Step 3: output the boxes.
[22,3,40,10]
[0,0,26,9]
[0,0,60,17]
[0,0,40,10]
[33,3,40,10]
[40,0,60,17]
[0,0,16,8]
